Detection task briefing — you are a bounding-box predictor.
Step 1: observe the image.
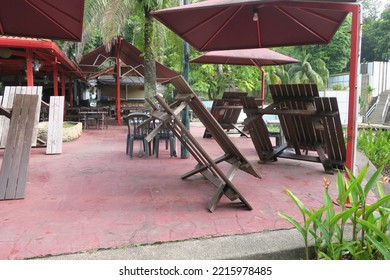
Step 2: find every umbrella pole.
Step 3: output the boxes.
[346,4,361,173]
[253,62,265,108]
[259,66,265,108]
[115,37,123,125]
[25,49,34,86]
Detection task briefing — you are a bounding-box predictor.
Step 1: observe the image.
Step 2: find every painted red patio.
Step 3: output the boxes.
[1,123,345,259]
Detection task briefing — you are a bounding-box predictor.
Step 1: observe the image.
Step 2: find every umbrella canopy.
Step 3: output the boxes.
[0,0,84,41]
[190,48,299,66]
[79,39,179,84]
[190,48,299,102]
[151,0,356,51]
[152,0,361,172]
[79,37,180,125]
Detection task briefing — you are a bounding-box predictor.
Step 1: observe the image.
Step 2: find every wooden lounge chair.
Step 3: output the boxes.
[143,76,261,212]
[203,91,248,138]
[242,84,345,174]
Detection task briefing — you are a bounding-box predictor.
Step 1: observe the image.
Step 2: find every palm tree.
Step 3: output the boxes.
[287,50,329,89]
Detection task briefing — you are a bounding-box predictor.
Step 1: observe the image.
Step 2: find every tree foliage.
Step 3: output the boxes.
[361,9,390,62]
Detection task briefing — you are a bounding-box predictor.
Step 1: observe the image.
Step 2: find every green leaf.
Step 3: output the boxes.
[364,195,390,219]
[366,234,390,260]
[330,206,359,226]
[336,171,346,205]
[305,207,328,229]
[364,166,383,196]
[278,212,306,238]
[357,218,390,246]
[284,188,310,217]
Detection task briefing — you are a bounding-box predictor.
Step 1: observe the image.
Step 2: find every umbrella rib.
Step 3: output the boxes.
[0,21,3,33]
[25,0,80,40]
[182,7,232,37]
[274,6,328,43]
[300,8,341,25]
[200,5,244,51]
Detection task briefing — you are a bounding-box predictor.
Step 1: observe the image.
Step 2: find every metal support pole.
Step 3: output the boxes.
[116,37,123,125]
[53,59,58,96]
[26,49,34,86]
[69,77,73,107]
[181,0,190,159]
[346,4,361,172]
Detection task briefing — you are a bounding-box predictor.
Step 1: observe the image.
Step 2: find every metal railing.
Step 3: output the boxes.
[364,96,379,123]
[382,93,390,124]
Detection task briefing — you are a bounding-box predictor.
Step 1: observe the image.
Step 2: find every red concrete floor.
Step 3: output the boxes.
[0,123,347,259]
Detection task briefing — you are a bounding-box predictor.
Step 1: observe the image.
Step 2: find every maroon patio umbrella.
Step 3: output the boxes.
[151,0,355,51]
[0,0,84,41]
[79,37,180,124]
[152,0,361,172]
[190,48,299,102]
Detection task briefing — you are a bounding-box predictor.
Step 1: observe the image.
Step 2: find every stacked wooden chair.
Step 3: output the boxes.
[141,76,261,212]
[242,84,346,174]
[203,91,248,138]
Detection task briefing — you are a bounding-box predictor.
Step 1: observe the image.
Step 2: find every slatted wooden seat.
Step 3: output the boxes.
[203,92,248,138]
[0,86,42,148]
[46,96,64,154]
[143,76,261,212]
[0,94,39,200]
[241,96,288,162]
[314,97,346,170]
[243,84,345,174]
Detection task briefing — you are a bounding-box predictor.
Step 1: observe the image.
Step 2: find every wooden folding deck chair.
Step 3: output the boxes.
[243,84,345,174]
[143,77,261,212]
[203,92,248,138]
[0,94,40,200]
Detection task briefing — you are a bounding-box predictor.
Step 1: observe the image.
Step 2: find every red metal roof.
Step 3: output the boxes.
[0,36,84,79]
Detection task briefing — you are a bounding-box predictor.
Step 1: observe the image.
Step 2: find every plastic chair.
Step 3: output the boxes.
[154,123,176,158]
[125,113,153,159]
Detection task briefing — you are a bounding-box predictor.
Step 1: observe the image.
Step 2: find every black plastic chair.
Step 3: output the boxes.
[154,123,176,158]
[125,113,153,159]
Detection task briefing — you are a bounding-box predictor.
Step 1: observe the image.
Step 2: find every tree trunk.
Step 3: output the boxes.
[144,7,157,101]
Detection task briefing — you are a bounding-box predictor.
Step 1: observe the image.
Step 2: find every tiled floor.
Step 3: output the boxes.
[0,123,355,259]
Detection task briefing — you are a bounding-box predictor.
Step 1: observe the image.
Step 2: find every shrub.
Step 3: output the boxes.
[278,164,390,260]
[357,129,390,172]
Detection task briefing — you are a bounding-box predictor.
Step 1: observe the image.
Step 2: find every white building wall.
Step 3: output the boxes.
[371,61,390,96]
[321,90,363,125]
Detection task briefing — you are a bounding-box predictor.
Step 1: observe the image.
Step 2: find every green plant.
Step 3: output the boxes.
[332,83,347,90]
[278,164,390,260]
[359,85,375,114]
[357,129,390,171]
